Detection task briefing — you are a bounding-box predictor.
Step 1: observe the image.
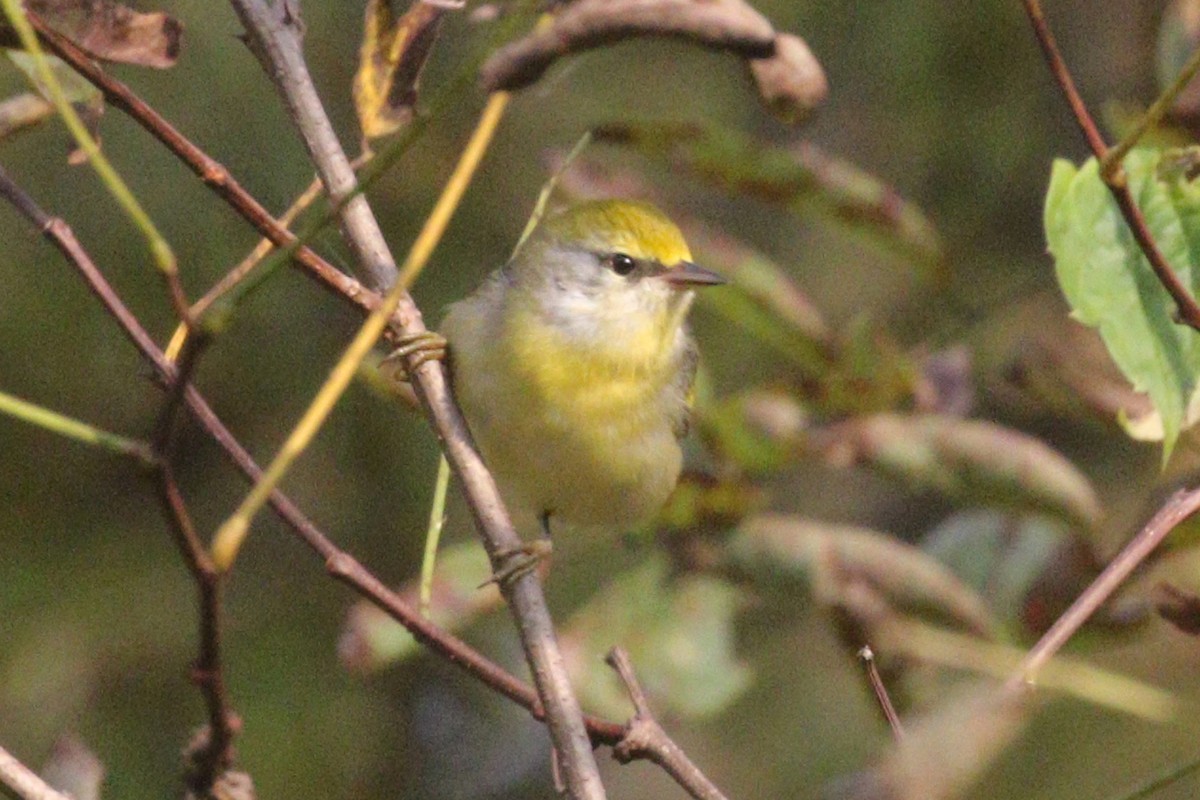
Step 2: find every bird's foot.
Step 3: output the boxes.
[483,539,554,590]
[379,330,447,382]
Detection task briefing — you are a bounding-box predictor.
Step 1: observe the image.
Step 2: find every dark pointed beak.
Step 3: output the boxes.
[661,260,726,288]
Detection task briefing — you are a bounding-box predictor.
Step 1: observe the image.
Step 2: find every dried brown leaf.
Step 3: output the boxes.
[748,32,827,125]
[354,0,447,140]
[19,0,182,68]
[481,0,776,92]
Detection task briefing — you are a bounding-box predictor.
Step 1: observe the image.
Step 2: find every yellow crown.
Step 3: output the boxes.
[541,199,693,266]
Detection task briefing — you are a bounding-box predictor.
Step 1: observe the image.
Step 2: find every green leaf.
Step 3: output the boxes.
[727,514,999,639]
[560,555,751,719]
[822,413,1102,530]
[1044,148,1200,458]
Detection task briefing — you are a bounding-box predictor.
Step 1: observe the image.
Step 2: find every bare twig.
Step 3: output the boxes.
[150,326,208,454]
[18,8,727,796]
[1019,0,1200,332]
[227,0,397,293]
[188,152,373,323]
[605,648,730,800]
[156,466,238,795]
[226,2,606,796]
[207,90,510,570]
[481,0,776,92]
[1102,44,1200,175]
[1,0,190,326]
[1006,487,1200,691]
[0,744,71,800]
[28,12,381,322]
[858,645,905,741]
[0,158,236,793]
[0,160,629,751]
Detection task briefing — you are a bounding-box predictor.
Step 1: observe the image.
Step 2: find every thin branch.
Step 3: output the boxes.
[858,645,904,741]
[0,386,153,464]
[226,2,607,797]
[156,466,237,795]
[0,163,627,751]
[1102,44,1200,175]
[188,165,347,320]
[16,13,724,798]
[208,90,510,570]
[2,0,189,324]
[605,648,730,800]
[28,12,380,323]
[0,744,71,800]
[1019,0,1200,332]
[228,0,397,293]
[1006,487,1200,692]
[0,157,233,791]
[150,326,208,456]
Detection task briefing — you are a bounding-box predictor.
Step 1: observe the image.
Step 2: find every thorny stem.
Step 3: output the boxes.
[1019,0,1200,332]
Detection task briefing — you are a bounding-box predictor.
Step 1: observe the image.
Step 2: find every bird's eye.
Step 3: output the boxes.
[609,253,636,276]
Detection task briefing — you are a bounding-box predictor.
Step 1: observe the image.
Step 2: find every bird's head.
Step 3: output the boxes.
[509,199,725,349]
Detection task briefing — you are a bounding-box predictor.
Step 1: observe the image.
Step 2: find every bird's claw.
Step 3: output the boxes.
[482,539,554,590]
[380,330,448,382]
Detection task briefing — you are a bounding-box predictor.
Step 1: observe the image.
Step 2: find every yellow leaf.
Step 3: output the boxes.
[354,0,445,140]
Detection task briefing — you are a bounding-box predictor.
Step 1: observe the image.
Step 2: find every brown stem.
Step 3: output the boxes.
[27,10,381,323]
[186,155,371,323]
[156,466,237,793]
[226,2,606,796]
[605,648,730,800]
[858,645,904,741]
[150,327,208,456]
[13,15,725,796]
[1006,487,1200,692]
[0,163,627,749]
[0,744,71,800]
[1019,0,1200,332]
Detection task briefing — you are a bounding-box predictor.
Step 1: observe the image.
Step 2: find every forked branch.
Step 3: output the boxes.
[1019,0,1200,332]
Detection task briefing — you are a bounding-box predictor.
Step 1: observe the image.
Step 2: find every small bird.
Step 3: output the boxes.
[439,199,724,544]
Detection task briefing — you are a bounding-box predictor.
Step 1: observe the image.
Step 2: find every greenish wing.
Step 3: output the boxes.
[671,334,701,440]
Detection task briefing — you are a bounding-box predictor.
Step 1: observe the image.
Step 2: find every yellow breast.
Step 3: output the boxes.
[448,302,685,527]
[504,304,677,438]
